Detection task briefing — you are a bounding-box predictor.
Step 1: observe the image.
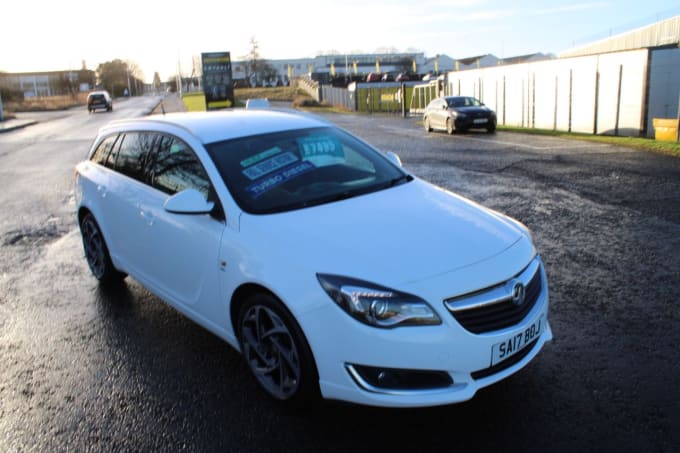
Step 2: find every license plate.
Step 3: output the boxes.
[491,316,543,366]
[473,118,488,124]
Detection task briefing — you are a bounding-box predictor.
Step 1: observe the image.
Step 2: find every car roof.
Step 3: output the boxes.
[100,110,330,144]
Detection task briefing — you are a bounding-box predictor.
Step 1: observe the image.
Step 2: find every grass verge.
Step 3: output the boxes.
[235,86,304,101]
[498,126,680,157]
[3,93,87,113]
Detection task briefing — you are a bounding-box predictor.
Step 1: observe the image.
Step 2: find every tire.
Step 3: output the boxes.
[237,293,319,404]
[487,124,496,134]
[446,118,455,135]
[79,213,126,284]
[424,117,432,132]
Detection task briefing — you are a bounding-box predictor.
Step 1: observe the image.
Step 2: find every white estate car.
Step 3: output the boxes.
[75,110,552,407]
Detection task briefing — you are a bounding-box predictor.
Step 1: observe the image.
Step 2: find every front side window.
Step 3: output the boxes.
[115,132,157,182]
[206,126,410,214]
[152,136,211,198]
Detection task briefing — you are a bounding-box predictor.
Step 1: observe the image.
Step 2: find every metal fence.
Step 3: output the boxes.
[409,81,441,115]
[351,82,427,114]
[320,85,354,110]
[288,72,443,114]
[298,46,678,138]
[446,49,650,136]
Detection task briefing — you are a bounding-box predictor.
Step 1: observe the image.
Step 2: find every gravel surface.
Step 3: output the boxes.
[0,100,678,452]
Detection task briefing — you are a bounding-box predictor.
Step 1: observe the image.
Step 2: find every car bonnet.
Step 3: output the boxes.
[239,178,529,287]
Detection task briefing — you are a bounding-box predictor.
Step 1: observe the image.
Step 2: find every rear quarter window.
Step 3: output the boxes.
[91,134,119,165]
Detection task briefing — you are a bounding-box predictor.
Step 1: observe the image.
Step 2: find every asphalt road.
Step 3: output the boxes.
[0,96,679,452]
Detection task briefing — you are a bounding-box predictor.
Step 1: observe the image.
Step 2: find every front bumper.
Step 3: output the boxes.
[299,256,552,407]
[455,115,496,130]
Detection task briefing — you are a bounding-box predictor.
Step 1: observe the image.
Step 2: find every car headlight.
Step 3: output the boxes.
[317,274,441,328]
[454,112,467,119]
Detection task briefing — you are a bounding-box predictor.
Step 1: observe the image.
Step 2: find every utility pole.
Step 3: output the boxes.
[345,54,348,80]
[676,92,680,142]
[177,59,183,97]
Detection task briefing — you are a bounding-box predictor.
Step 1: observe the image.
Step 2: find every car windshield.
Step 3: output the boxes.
[448,97,481,108]
[206,126,411,214]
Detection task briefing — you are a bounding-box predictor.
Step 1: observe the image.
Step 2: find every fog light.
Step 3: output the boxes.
[347,364,453,392]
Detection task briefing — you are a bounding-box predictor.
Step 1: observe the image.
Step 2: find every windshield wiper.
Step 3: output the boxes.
[378,174,413,190]
[305,190,361,207]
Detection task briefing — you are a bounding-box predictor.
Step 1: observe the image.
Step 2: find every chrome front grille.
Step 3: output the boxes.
[444,257,543,334]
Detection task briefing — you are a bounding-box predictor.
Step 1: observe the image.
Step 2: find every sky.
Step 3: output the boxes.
[2,0,679,83]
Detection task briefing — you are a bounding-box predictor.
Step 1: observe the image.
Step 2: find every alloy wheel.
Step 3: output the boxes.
[81,215,107,279]
[240,304,302,400]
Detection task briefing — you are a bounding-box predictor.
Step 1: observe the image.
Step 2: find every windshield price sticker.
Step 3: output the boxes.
[298,136,343,160]
[242,151,298,181]
[245,161,315,198]
[490,315,543,366]
[240,147,283,168]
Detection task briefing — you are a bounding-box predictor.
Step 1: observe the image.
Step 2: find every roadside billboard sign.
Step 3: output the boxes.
[201,52,234,110]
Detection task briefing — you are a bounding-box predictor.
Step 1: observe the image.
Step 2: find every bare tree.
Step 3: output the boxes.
[97,59,144,96]
[191,54,202,89]
[241,36,277,86]
[125,60,144,81]
[239,36,259,84]
[77,61,95,91]
[153,72,162,91]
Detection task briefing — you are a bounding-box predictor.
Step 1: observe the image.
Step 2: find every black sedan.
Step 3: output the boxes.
[423,96,496,134]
